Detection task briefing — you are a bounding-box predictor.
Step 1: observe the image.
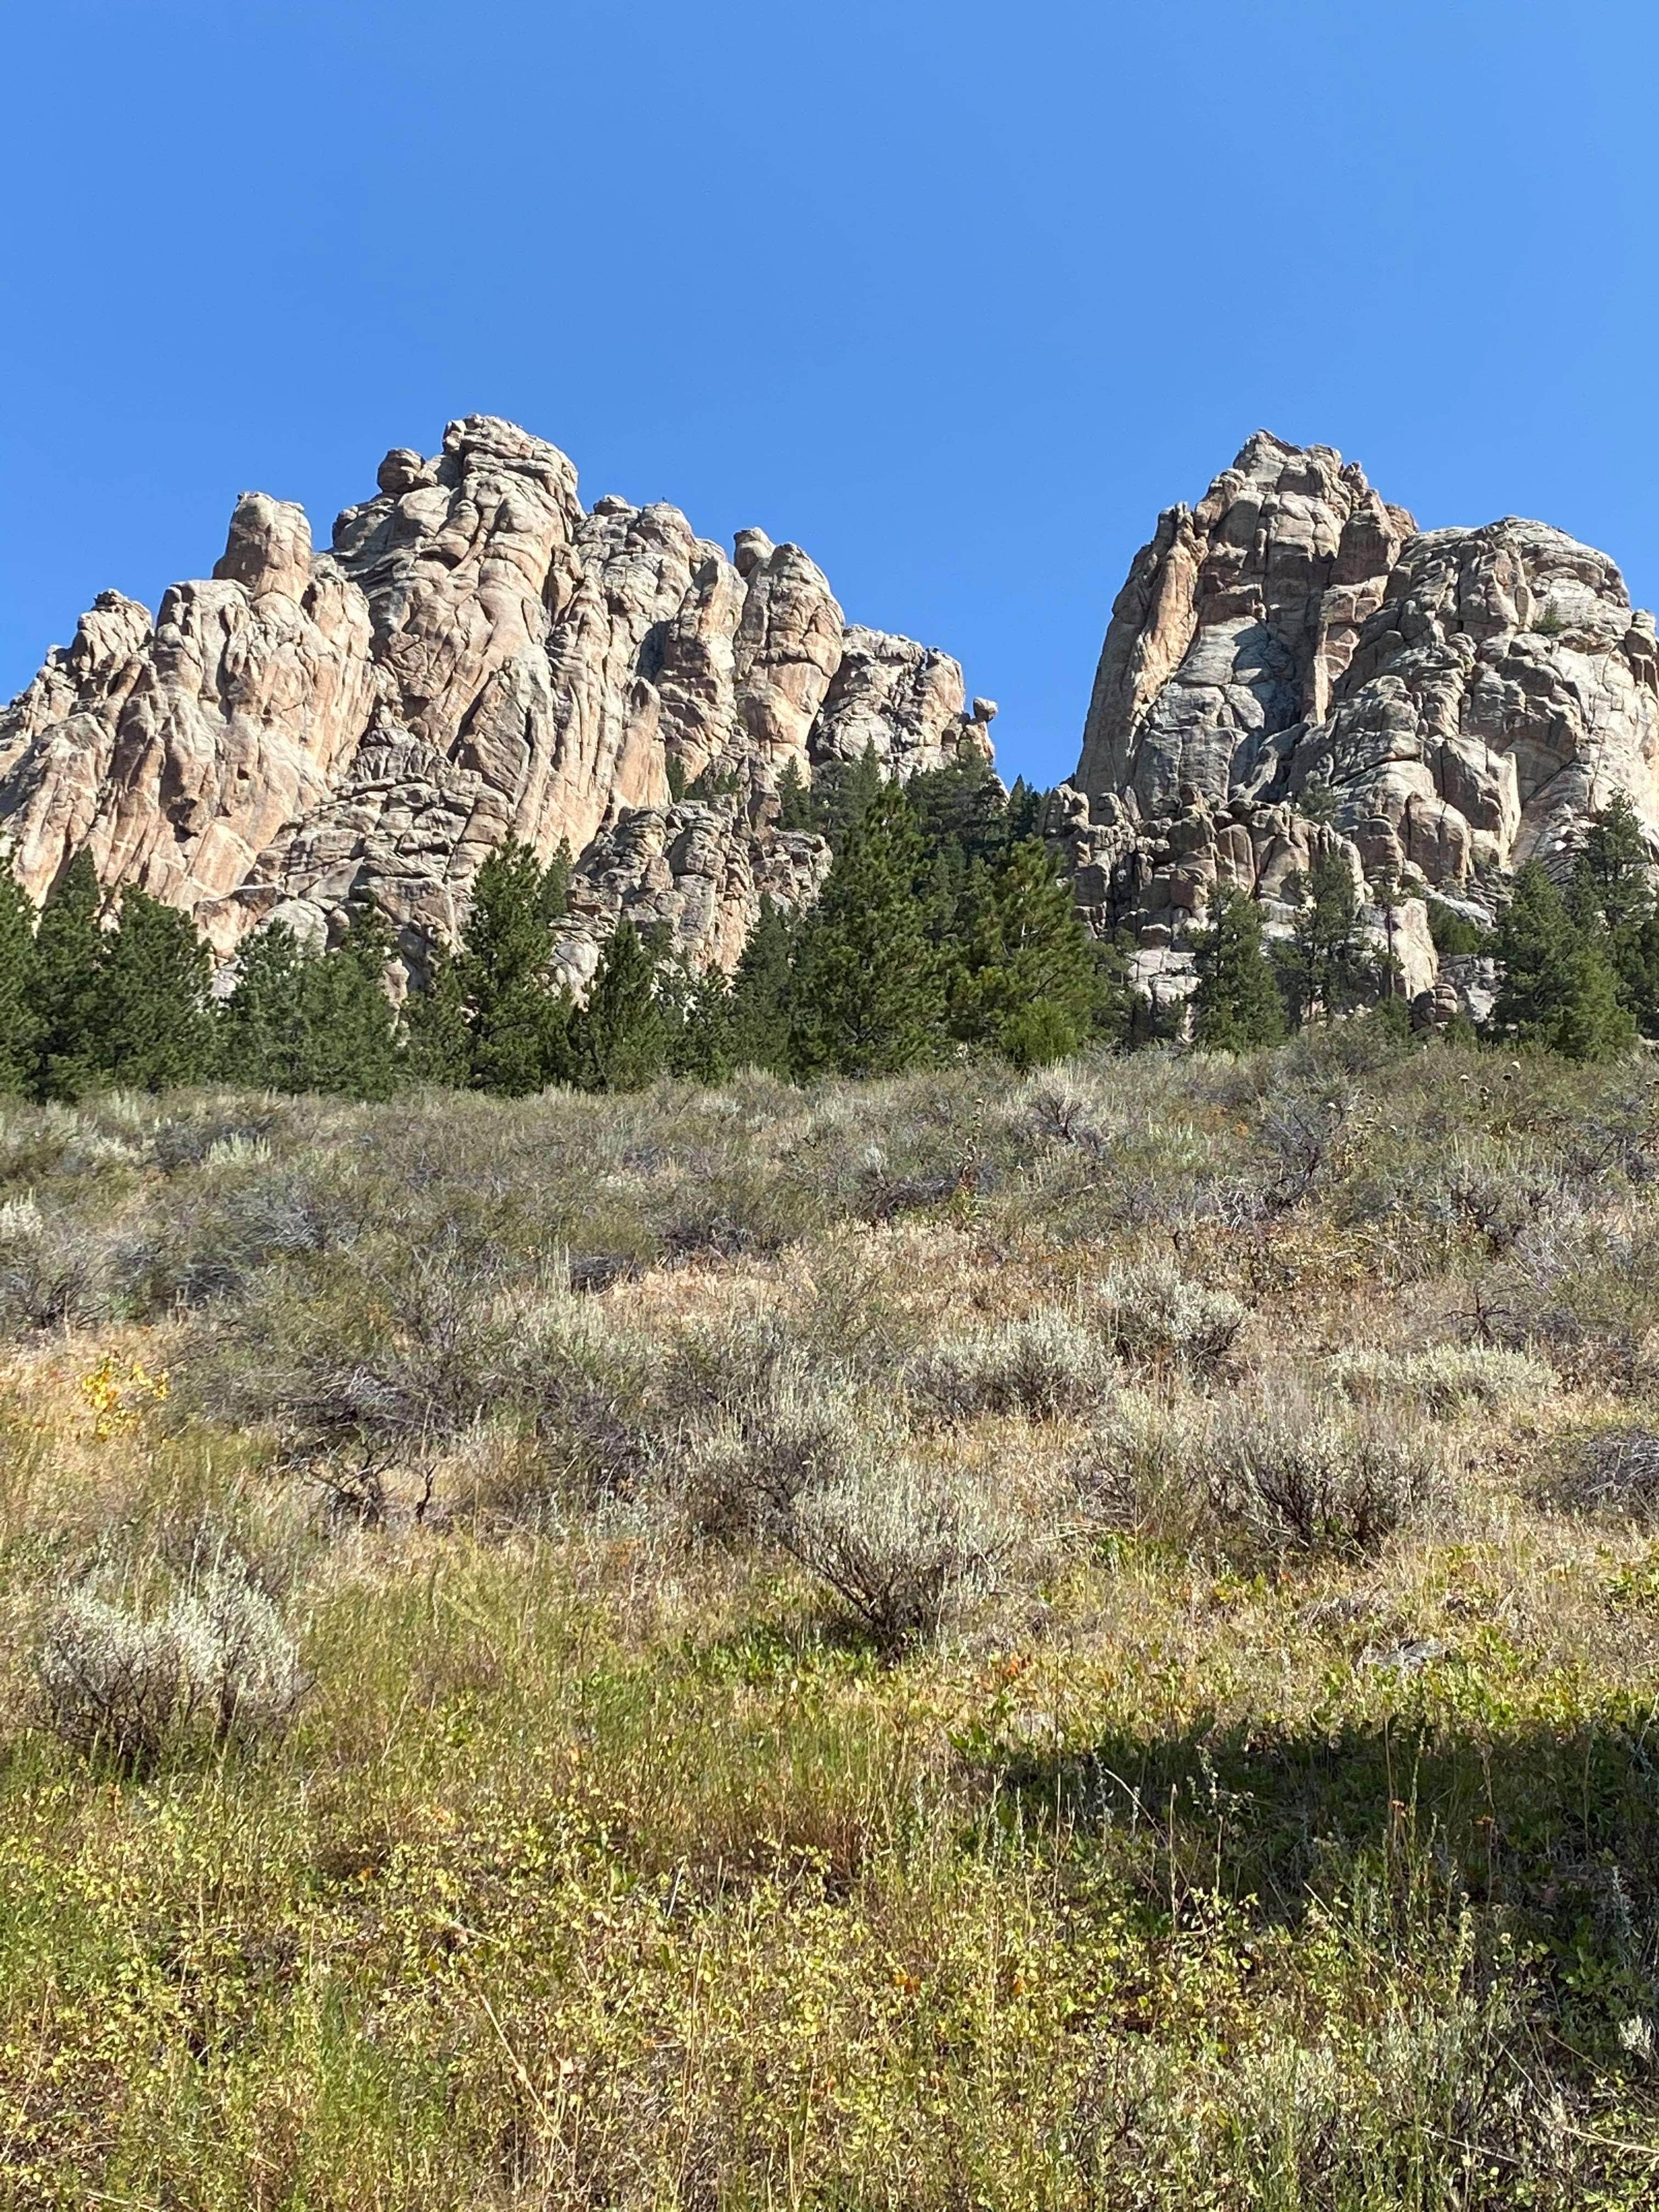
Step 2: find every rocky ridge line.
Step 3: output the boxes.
[0,415,995,985]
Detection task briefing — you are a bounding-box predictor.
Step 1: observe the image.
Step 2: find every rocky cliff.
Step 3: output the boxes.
[0,415,994,981]
[1056,430,1659,1018]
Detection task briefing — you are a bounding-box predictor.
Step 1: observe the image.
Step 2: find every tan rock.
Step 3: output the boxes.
[1,414,990,980]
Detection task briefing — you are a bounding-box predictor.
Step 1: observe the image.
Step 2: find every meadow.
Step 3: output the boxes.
[5,1027,1659,2206]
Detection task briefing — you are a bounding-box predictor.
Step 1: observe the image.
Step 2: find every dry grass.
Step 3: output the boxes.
[4,1036,1659,2203]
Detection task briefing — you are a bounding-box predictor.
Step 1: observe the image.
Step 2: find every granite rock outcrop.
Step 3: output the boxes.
[0,416,992,979]
[1063,431,1659,1024]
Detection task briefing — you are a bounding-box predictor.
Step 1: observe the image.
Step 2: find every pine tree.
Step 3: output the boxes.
[808,742,885,851]
[217,912,403,1097]
[1568,792,1659,1034]
[724,896,797,1074]
[1189,885,1287,1053]
[947,837,1120,1066]
[664,964,733,1086]
[218,924,317,1090]
[0,868,38,1096]
[1493,861,1634,1063]
[574,918,669,1091]
[95,887,216,1091]
[291,904,403,1099]
[27,850,106,1102]
[403,944,473,1086]
[1570,791,1653,940]
[775,759,814,832]
[1276,849,1376,1025]
[443,840,574,1096]
[788,780,943,1078]
[906,756,1010,872]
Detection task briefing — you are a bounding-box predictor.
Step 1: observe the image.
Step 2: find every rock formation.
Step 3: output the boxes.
[1062,430,1659,1022]
[0,415,992,980]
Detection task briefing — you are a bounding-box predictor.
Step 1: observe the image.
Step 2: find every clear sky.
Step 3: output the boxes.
[3,0,1655,789]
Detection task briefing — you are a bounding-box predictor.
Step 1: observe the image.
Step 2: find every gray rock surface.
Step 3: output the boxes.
[1078,432,1659,893]
[0,415,990,978]
[1070,431,1659,1019]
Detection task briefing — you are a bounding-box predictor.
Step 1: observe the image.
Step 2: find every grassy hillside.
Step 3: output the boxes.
[6,1032,1659,2205]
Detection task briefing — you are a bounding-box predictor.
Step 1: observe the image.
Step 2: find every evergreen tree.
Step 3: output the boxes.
[574,917,669,1091]
[664,964,733,1086]
[217,924,315,1090]
[775,759,814,832]
[788,780,943,1078]
[1426,897,1489,956]
[403,944,473,1086]
[906,756,1011,872]
[27,850,106,1102]
[1570,791,1654,941]
[219,908,403,1098]
[0,868,38,1096]
[292,904,403,1099]
[1493,861,1634,1063]
[1568,791,1659,1034]
[95,887,216,1091]
[1189,885,1287,1053]
[807,743,885,851]
[439,840,574,1096]
[724,895,797,1074]
[1276,849,1377,1025]
[947,837,1121,1066]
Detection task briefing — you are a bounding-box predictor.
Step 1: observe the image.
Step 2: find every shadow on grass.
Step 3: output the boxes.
[984,1701,1659,2038]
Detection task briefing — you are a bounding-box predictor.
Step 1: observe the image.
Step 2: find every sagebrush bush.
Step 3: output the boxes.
[771,1456,1016,1647]
[1093,1260,1246,1377]
[168,1547,308,1741]
[0,1197,112,1334]
[35,1545,306,1766]
[1329,1343,1554,1416]
[908,1307,1114,1423]
[1204,1398,1449,1556]
[1553,1428,1659,1522]
[681,1367,888,1539]
[36,1588,186,1765]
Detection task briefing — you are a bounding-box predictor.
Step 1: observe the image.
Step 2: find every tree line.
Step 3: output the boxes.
[1187,792,1659,1064]
[5,775,1657,1103]
[0,759,1124,1103]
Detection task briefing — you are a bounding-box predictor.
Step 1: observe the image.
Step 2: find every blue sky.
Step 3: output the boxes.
[3,0,1655,789]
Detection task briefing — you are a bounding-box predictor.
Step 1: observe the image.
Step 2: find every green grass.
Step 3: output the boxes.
[5,1033,1659,2203]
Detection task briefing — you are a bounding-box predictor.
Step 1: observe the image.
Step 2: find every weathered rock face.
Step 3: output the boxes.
[551,799,833,997]
[1077,431,1659,893]
[0,415,992,976]
[1077,432,1417,817]
[1068,431,1659,1019]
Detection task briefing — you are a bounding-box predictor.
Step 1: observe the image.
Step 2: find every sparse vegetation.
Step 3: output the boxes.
[6,1039,1659,2201]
